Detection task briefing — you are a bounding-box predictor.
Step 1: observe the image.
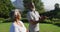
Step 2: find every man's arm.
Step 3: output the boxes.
[29,20,39,25]
[27,12,39,25]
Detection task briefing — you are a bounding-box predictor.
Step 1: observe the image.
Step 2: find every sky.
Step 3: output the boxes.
[11,0,60,11]
[42,0,60,11]
[11,0,16,2]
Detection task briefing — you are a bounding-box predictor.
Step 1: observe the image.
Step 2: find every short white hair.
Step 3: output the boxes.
[10,9,21,18]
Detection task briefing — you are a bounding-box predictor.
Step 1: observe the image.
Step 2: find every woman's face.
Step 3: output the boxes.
[13,10,21,20]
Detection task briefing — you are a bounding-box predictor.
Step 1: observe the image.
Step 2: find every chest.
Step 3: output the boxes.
[31,12,39,17]
[16,24,26,32]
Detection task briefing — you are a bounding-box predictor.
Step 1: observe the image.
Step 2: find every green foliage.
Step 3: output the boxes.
[23,0,45,18]
[23,0,45,13]
[33,0,45,13]
[21,18,28,23]
[0,18,5,23]
[43,3,60,19]
[0,0,14,18]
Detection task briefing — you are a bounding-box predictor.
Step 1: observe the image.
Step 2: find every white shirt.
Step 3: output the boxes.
[27,11,40,21]
[27,11,40,32]
[10,21,26,32]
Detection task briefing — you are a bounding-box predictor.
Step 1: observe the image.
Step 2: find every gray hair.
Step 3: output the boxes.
[10,9,21,18]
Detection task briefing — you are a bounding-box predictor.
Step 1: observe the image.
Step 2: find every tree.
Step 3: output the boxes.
[23,0,45,18]
[0,0,14,18]
[33,0,45,13]
[23,0,45,14]
[41,3,60,20]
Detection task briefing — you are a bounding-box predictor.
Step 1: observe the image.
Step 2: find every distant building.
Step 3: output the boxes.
[11,0,24,11]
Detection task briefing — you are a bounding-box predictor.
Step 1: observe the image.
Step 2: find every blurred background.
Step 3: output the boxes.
[0,0,60,32]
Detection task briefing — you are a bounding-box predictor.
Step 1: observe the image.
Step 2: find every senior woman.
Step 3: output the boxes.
[10,9,28,32]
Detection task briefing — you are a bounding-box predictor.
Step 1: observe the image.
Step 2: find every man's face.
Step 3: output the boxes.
[29,7,35,11]
[29,3,35,11]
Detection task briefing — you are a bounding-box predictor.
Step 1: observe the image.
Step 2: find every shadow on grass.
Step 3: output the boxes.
[2,18,53,24]
[54,23,60,27]
[2,19,52,24]
[2,19,29,23]
[52,19,60,27]
[40,22,52,24]
[39,20,52,24]
[2,21,12,23]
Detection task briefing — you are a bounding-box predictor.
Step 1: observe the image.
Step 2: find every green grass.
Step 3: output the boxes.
[0,23,60,32]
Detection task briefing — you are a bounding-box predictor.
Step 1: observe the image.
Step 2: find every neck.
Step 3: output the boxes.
[14,19,20,22]
[29,9,35,11]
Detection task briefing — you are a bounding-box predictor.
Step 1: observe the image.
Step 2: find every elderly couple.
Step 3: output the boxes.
[10,2,41,32]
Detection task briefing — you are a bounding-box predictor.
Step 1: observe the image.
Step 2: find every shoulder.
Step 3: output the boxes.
[10,23,16,27]
[11,22,18,27]
[19,21,23,22]
[27,11,32,15]
[27,11,31,13]
[19,21,25,27]
[35,11,39,14]
[19,21,24,24]
[10,23,15,31]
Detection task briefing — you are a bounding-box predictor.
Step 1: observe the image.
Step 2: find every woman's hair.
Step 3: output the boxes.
[10,9,21,21]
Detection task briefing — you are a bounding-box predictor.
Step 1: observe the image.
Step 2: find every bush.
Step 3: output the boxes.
[43,18,60,24]
[0,18,5,23]
[0,0,14,18]
[21,18,28,23]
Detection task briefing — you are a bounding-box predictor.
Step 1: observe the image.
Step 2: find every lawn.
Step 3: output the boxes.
[0,23,60,32]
